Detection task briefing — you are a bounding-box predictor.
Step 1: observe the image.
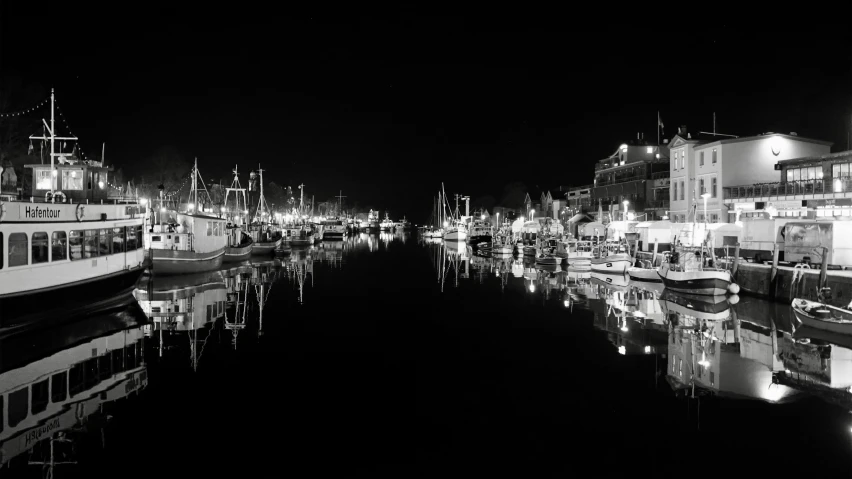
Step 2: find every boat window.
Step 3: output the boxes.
[69,363,84,397]
[31,378,49,414]
[35,168,54,190]
[207,303,213,321]
[69,230,83,260]
[0,395,3,432]
[8,232,28,267]
[52,231,68,261]
[174,235,180,244]
[126,343,137,368]
[7,388,28,428]
[112,227,125,253]
[98,354,112,381]
[32,232,49,264]
[84,357,99,390]
[207,221,212,236]
[99,229,111,256]
[51,372,67,403]
[112,349,125,374]
[83,230,98,258]
[0,232,3,269]
[127,226,138,251]
[61,168,84,190]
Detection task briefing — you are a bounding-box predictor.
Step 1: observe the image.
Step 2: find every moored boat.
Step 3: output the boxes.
[0,90,147,327]
[658,258,732,296]
[627,266,661,283]
[590,253,632,273]
[791,298,852,335]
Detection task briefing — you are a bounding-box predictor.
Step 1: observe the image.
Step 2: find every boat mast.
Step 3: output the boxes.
[192,157,199,212]
[28,89,78,198]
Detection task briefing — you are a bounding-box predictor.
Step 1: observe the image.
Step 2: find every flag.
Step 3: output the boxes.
[657,112,664,134]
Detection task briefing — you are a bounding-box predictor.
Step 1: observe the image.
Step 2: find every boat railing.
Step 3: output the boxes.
[5,194,142,205]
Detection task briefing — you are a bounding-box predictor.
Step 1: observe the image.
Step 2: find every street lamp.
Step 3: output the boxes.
[530,209,535,219]
[622,200,629,220]
[701,193,711,223]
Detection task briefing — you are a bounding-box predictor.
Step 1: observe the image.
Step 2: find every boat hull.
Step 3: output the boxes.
[627,267,661,283]
[468,234,492,245]
[492,246,514,255]
[323,232,345,240]
[224,243,253,262]
[445,231,467,241]
[535,256,560,266]
[590,254,632,273]
[0,265,145,330]
[151,248,225,274]
[252,238,282,255]
[791,299,852,335]
[658,266,731,296]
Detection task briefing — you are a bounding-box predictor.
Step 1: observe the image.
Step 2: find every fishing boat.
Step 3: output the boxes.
[791,298,852,335]
[247,166,282,255]
[321,217,347,240]
[222,165,253,262]
[0,90,146,327]
[590,271,631,291]
[658,248,733,296]
[491,226,514,255]
[590,241,632,274]
[380,212,394,231]
[534,237,561,265]
[467,219,492,246]
[562,239,594,268]
[395,216,411,231]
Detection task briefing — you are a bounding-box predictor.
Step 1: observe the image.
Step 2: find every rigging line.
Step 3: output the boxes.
[0,96,49,118]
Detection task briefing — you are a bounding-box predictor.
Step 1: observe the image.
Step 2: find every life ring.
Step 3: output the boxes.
[75,203,85,222]
[54,191,66,203]
[45,191,53,202]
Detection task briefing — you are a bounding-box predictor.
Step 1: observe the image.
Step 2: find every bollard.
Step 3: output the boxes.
[819,246,829,289]
[652,241,659,268]
[732,243,741,278]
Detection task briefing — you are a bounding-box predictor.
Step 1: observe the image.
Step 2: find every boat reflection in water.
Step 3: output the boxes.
[134,270,227,369]
[283,249,313,304]
[0,293,148,473]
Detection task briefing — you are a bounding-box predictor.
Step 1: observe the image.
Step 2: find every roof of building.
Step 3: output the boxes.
[693,132,832,150]
[778,149,852,165]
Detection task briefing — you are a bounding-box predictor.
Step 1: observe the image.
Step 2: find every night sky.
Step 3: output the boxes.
[2,4,851,221]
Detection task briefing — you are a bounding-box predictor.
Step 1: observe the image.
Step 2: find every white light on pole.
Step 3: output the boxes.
[622,200,629,220]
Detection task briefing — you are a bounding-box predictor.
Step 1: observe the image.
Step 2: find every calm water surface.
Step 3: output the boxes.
[2,232,852,477]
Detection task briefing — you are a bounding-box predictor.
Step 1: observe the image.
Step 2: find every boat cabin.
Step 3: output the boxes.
[24,162,114,202]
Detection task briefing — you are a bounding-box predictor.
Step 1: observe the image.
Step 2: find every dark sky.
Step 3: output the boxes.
[2,4,851,221]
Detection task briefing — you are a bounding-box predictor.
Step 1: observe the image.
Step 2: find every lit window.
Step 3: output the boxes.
[61,169,84,190]
[647,147,653,154]
[31,232,49,264]
[35,169,54,190]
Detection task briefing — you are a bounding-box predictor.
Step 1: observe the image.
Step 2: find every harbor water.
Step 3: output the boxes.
[2,232,852,476]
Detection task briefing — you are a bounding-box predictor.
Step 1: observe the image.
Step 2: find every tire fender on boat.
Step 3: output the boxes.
[75,203,85,222]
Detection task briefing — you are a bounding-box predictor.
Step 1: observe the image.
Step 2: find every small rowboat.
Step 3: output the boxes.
[791,298,852,335]
[590,254,632,274]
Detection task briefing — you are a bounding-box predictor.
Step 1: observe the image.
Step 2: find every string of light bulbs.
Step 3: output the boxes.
[54,103,89,162]
[0,97,49,118]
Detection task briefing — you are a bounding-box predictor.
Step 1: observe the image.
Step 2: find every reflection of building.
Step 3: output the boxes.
[0,296,148,468]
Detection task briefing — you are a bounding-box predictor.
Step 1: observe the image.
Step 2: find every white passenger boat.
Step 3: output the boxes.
[0,90,146,327]
[320,217,347,240]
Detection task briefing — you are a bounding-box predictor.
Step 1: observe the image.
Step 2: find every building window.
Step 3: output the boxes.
[712,149,717,164]
[61,169,84,190]
[711,214,718,223]
[699,178,705,195]
[8,232,28,267]
[700,152,705,166]
[832,163,852,179]
[0,232,3,269]
[31,231,49,264]
[673,182,677,201]
[680,181,685,200]
[680,152,685,169]
[712,177,717,198]
[788,166,823,182]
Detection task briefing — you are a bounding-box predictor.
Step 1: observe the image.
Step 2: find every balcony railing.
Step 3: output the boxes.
[722,179,852,199]
[595,175,645,187]
[645,199,670,209]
